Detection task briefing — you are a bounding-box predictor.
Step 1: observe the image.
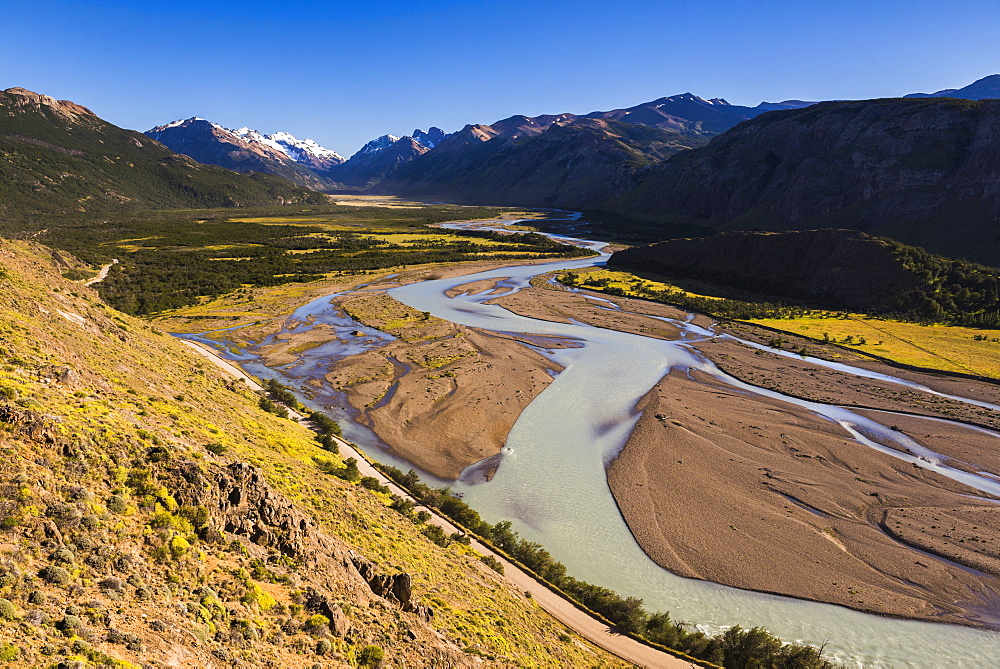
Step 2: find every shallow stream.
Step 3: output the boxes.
[182,221,1000,667]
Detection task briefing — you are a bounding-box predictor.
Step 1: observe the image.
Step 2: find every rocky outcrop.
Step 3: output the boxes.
[168,460,434,627]
[604,97,1000,265]
[350,555,432,621]
[0,402,61,444]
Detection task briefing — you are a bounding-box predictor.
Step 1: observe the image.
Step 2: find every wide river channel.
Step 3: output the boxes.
[183,220,1000,667]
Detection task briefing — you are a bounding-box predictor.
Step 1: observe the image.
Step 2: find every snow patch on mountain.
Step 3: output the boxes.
[231,127,344,164]
[354,134,401,158]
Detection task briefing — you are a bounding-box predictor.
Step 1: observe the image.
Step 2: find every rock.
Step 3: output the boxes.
[0,402,61,444]
[41,365,80,388]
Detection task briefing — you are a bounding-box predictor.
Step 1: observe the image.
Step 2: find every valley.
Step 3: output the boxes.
[157,210,1000,667]
[6,66,1000,668]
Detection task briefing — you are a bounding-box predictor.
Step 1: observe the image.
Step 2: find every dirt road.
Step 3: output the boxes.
[84,258,118,286]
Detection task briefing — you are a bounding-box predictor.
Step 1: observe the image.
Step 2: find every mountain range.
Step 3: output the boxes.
[145,118,344,190]
[145,93,812,193]
[603,95,1000,264]
[904,73,1000,100]
[0,88,323,223]
[6,74,1000,263]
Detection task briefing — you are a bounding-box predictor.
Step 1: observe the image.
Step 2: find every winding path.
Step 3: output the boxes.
[84,258,118,286]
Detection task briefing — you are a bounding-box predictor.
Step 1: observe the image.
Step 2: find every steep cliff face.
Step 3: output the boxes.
[605,98,1000,264]
[608,229,924,310]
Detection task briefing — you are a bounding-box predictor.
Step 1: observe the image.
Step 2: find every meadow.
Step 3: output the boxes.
[562,268,1000,380]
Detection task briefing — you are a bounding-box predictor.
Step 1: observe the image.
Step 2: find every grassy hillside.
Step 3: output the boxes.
[0,88,325,223]
[0,238,622,667]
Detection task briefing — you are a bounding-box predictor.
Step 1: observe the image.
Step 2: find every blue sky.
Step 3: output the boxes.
[2,0,998,155]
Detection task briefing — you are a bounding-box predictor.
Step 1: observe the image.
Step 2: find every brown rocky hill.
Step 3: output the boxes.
[603,97,1000,265]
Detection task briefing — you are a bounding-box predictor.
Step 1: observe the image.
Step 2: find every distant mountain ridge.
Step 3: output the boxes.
[905,74,1000,100]
[602,96,1000,265]
[146,118,343,189]
[0,87,323,221]
[364,93,813,203]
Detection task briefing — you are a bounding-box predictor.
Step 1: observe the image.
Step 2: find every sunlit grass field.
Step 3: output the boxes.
[749,315,1000,378]
[564,268,724,300]
[567,268,1000,379]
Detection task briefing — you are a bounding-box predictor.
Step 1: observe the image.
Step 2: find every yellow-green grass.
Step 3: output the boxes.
[565,269,1000,380]
[565,268,723,300]
[0,237,626,668]
[749,315,1000,379]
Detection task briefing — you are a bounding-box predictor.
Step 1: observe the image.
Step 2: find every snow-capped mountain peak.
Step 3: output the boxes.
[230,127,344,165]
[354,134,401,158]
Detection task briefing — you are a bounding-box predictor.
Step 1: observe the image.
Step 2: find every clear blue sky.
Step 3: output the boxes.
[2,0,998,155]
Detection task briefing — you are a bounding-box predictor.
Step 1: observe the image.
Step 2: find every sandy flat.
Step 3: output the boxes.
[608,369,1000,627]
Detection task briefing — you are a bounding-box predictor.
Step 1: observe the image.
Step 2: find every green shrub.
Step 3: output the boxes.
[107,495,127,514]
[38,565,71,585]
[359,477,389,494]
[57,614,83,634]
[0,643,18,661]
[357,645,383,667]
[480,555,504,575]
[205,442,227,456]
[0,599,16,620]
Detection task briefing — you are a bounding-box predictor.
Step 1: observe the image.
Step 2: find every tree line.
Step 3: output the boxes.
[377,465,833,668]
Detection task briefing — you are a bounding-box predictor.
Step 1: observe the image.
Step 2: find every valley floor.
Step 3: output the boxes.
[160,251,1000,632]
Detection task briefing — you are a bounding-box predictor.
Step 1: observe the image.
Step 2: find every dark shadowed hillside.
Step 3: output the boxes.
[609,229,1000,325]
[603,97,1000,265]
[0,88,324,223]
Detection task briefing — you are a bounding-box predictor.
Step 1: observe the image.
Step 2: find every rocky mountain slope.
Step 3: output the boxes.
[324,136,431,188]
[366,94,814,206]
[583,93,812,133]
[378,117,708,207]
[146,119,341,190]
[603,97,1000,265]
[0,88,325,222]
[0,238,621,667]
[905,73,1000,100]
